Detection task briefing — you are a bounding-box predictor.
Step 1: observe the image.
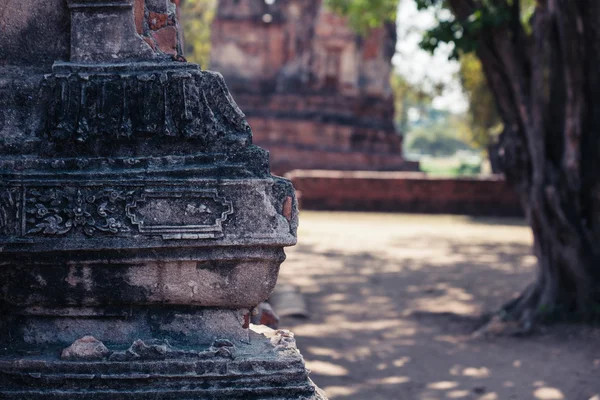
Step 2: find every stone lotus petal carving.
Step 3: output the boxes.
[0,188,21,236]
[44,64,251,151]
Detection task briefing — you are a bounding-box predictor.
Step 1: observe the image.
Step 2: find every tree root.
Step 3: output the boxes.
[472,284,540,338]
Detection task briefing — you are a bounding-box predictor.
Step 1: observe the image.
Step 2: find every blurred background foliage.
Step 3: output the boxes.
[326,0,398,34]
[180,0,217,67]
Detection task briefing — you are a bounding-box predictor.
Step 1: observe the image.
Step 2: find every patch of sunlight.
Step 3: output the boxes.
[428,381,459,390]
[503,381,515,387]
[522,254,538,266]
[322,293,347,302]
[445,285,475,301]
[376,363,387,370]
[513,360,522,368]
[412,297,478,315]
[389,339,416,346]
[324,276,368,285]
[322,385,358,397]
[344,346,379,361]
[425,253,472,267]
[368,376,410,385]
[393,247,449,260]
[435,335,462,345]
[471,254,501,263]
[378,263,407,273]
[462,367,491,378]
[588,395,600,400]
[366,296,393,305]
[380,328,419,340]
[449,365,490,378]
[305,360,349,377]
[317,318,415,333]
[393,356,411,367]
[446,390,471,398]
[533,387,565,400]
[305,346,340,358]
[480,394,499,400]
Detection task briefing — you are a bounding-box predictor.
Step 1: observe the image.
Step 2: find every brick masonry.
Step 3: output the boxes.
[211,0,417,175]
[135,0,182,56]
[286,170,523,217]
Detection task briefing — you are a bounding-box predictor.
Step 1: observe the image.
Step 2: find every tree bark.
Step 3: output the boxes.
[450,0,600,330]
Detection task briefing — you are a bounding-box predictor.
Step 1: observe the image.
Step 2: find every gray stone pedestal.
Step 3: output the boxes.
[0,1,325,399]
[0,326,325,399]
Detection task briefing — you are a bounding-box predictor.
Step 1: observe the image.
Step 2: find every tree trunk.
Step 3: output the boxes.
[486,142,502,174]
[450,0,600,330]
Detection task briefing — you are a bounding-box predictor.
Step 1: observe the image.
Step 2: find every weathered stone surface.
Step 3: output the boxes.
[0,0,70,65]
[4,308,250,349]
[211,0,418,175]
[151,26,179,55]
[0,327,325,399]
[106,338,235,361]
[148,11,169,30]
[0,0,325,398]
[146,0,169,13]
[67,0,157,63]
[61,336,111,361]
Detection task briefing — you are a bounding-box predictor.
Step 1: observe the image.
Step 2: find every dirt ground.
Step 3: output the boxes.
[277,212,600,400]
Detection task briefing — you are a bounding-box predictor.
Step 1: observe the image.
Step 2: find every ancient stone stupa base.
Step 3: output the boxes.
[0,326,324,399]
[0,0,325,398]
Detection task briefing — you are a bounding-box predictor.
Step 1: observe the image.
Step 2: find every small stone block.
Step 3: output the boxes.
[61,336,111,361]
[146,0,168,12]
[134,0,145,34]
[151,26,178,55]
[148,11,168,30]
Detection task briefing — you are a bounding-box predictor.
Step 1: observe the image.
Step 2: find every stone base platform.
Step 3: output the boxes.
[0,326,327,400]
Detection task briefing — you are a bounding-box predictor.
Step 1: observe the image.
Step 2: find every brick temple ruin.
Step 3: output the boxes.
[210,0,419,175]
[207,0,523,217]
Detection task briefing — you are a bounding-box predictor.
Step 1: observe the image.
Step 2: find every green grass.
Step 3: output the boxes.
[418,155,482,176]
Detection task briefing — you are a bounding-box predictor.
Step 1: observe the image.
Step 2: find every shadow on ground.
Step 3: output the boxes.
[278,212,600,400]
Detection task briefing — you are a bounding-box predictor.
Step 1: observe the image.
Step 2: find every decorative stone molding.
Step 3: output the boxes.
[126,188,233,239]
[24,186,133,237]
[44,63,250,153]
[0,188,21,236]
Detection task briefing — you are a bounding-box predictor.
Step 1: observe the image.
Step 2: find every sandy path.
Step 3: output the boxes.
[278,212,600,400]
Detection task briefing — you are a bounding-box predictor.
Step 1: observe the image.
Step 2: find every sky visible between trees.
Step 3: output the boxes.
[394,0,468,114]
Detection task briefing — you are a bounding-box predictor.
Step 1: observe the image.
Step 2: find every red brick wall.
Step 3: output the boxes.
[243,95,417,175]
[286,170,523,217]
[135,0,182,56]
